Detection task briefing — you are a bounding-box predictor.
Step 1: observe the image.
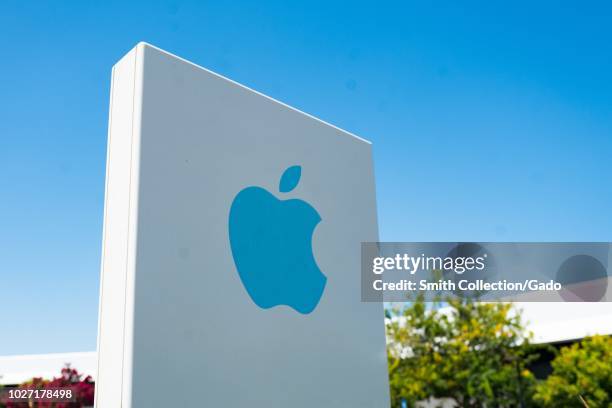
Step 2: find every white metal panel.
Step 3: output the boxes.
[95,45,142,408]
[97,43,390,407]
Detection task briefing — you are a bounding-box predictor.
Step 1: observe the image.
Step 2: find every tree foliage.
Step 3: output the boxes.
[533,335,612,407]
[386,296,542,407]
[1,366,94,408]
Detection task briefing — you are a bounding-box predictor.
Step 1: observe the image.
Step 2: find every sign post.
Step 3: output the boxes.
[96,42,389,407]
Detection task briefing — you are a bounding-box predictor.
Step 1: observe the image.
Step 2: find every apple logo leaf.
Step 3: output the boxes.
[279,165,301,193]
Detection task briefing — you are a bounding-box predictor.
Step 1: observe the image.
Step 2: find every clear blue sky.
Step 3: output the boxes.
[1,1,611,355]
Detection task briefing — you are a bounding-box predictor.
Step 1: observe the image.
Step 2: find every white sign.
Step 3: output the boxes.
[96,42,389,407]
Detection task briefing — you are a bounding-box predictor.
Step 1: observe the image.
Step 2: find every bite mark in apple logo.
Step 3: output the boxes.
[229,165,326,314]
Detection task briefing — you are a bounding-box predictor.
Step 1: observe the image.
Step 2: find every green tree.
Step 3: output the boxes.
[533,335,612,408]
[386,296,542,407]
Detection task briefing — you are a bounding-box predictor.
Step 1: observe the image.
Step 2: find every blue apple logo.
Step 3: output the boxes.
[229,165,326,314]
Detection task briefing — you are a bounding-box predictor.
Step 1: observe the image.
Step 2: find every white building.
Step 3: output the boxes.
[0,351,96,386]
